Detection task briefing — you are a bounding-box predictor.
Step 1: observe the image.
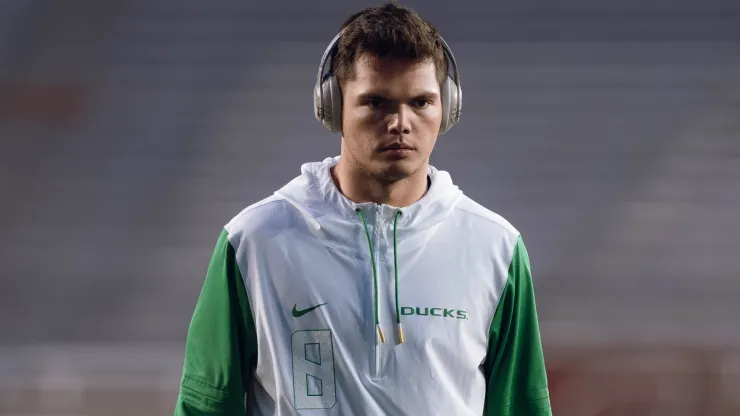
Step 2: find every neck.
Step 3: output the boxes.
[331,159,429,208]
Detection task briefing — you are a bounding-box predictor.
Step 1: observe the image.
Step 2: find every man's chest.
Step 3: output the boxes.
[245,233,500,360]
[238,224,511,412]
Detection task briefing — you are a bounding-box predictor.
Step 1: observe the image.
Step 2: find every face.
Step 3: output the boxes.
[340,53,443,183]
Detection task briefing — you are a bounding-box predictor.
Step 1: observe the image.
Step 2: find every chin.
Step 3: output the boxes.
[373,159,420,182]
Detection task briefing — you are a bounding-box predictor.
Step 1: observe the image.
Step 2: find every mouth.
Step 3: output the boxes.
[378,143,415,152]
[377,143,415,159]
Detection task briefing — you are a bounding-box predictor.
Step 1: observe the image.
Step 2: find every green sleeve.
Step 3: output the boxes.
[483,236,552,416]
[174,229,258,415]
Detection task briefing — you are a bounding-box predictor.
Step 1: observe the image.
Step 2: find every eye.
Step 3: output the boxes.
[412,99,432,108]
[365,97,384,109]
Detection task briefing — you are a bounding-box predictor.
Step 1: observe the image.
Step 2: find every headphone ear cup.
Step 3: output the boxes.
[314,75,343,133]
[313,81,324,124]
[439,74,460,135]
[327,76,343,133]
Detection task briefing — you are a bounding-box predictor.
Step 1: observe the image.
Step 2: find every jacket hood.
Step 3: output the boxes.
[274,156,464,251]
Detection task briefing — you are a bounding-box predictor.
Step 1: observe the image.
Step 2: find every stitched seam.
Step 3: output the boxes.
[182,374,230,395]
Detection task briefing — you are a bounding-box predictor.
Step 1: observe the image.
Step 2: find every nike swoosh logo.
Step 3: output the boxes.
[292,303,327,318]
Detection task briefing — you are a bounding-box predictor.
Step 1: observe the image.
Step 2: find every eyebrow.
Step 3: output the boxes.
[357,91,440,101]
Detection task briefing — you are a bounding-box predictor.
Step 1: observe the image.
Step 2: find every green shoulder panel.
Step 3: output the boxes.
[483,236,552,416]
[174,228,258,415]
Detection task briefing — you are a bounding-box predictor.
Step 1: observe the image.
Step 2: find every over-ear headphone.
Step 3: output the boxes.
[313,28,462,135]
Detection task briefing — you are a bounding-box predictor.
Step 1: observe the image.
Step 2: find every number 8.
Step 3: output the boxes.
[291,330,337,409]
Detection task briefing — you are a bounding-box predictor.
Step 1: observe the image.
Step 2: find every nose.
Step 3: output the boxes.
[388,105,411,135]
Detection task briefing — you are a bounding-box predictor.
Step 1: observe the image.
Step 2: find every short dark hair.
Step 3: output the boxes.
[333,1,448,89]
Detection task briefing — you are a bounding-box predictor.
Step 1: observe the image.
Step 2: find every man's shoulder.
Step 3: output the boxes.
[223,194,294,238]
[453,195,520,239]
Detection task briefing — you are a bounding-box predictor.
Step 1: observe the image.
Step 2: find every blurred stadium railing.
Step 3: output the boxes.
[1,0,739,415]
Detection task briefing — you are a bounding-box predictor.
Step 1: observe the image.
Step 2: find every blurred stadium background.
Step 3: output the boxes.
[1,0,740,415]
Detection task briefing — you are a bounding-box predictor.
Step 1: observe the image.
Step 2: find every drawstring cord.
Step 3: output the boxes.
[392,211,404,343]
[356,208,404,344]
[356,208,384,343]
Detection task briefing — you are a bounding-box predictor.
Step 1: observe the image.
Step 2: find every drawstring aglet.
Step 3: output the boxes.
[377,324,386,343]
[397,324,405,344]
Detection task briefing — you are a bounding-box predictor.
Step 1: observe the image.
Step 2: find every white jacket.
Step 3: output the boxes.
[175,156,551,416]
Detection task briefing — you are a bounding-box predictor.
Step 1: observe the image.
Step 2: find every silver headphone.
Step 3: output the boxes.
[313,28,462,134]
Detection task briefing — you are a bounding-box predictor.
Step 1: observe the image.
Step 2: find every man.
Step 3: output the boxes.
[175,2,551,415]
